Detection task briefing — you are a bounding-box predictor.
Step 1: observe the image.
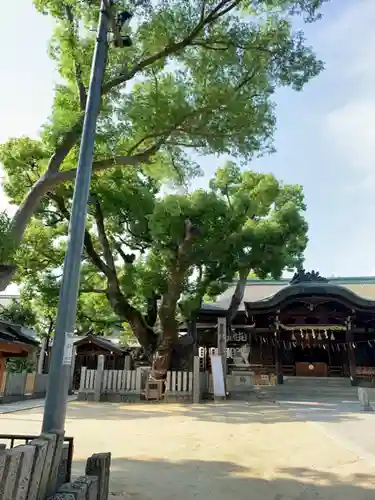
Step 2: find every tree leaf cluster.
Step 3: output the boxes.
[0,0,327,289]
[14,161,308,350]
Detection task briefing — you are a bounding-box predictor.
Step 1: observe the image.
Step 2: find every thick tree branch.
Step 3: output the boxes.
[65,4,87,111]
[46,117,84,175]
[52,137,166,185]
[228,267,250,322]
[92,197,116,271]
[50,193,158,351]
[8,139,165,260]
[145,292,159,328]
[158,218,200,345]
[115,244,136,266]
[48,192,110,276]
[178,219,200,263]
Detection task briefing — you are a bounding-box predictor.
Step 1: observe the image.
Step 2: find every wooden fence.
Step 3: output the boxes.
[103,369,137,392]
[78,366,194,402]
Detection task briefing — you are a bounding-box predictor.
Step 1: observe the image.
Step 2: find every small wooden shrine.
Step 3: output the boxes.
[0,320,39,390]
[72,334,130,389]
[193,270,375,385]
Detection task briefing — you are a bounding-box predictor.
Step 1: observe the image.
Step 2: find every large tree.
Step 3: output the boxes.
[13,162,308,374]
[0,0,327,290]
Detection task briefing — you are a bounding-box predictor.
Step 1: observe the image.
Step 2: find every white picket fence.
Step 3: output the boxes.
[165,370,193,395]
[102,369,138,393]
[79,366,193,398]
[80,369,97,391]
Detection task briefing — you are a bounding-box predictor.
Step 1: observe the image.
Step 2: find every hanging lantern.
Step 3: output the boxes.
[312,330,316,339]
[300,329,304,338]
[318,332,322,341]
[292,333,296,341]
[305,332,309,340]
[330,333,335,341]
[324,329,328,339]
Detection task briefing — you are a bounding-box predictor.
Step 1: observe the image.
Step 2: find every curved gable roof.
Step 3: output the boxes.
[245,283,375,313]
[74,334,126,355]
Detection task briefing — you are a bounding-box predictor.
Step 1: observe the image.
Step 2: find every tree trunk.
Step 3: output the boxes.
[106,279,158,357]
[228,267,250,322]
[150,269,184,380]
[0,173,70,291]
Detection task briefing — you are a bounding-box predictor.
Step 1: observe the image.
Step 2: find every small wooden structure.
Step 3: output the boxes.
[0,320,39,390]
[73,334,130,390]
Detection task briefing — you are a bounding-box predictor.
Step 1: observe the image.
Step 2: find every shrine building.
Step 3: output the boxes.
[193,271,375,385]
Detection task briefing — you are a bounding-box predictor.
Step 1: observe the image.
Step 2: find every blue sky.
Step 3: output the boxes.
[0,0,374,293]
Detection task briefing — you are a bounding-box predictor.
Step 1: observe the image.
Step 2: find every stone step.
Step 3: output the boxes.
[256,387,359,401]
[279,388,354,394]
[283,377,351,387]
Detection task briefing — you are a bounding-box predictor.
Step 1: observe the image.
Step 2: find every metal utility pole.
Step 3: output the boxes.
[42,1,132,433]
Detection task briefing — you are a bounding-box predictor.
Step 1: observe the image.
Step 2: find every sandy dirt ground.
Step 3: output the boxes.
[1,401,375,499]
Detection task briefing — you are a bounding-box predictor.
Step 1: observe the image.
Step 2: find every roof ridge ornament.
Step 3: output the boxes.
[290,268,329,285]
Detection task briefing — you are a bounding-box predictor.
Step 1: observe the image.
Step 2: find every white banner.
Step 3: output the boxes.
[63,333,75,365]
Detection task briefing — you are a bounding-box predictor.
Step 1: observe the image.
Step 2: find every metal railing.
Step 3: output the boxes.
[0,434,74,483]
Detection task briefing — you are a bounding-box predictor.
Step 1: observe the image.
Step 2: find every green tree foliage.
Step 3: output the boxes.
[0,299,36,327]
[13,162,308,360]
[0,0,327,290]
[18,267,122,338]
[0,299,37,374]
[6,357,36,374]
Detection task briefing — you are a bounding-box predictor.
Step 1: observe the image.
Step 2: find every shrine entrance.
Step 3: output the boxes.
[285,345,334,377]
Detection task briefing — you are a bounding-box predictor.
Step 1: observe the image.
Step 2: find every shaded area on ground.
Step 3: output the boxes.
[71,456,375,500]
[1,400,375,499]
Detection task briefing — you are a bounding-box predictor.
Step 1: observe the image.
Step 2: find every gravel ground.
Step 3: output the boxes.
[1,400,375,499]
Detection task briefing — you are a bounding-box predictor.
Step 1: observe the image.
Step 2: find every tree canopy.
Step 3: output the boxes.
[0,0,328,290]
[12,161,308,364]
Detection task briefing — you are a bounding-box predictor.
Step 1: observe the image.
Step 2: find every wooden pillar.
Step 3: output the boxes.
[37,338,47,374]
[275,340,283,384]
[69,346,77,392]
[274,317,283,384]
[217,316,227,375]
[274,314,283,384]
[190,315,198,357]
[0,355,5,393]
[346,316,357,386]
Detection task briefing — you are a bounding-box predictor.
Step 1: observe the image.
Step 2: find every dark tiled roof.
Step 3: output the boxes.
[74,334,126,355]
[0,320,39,347]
